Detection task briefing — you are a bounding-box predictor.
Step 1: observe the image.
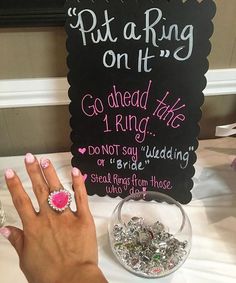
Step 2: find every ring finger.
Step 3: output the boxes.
[40,157,63,193]
[25,153,49,207]
[40,157,72,214]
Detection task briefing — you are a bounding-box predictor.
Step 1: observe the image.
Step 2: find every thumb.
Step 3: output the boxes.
[0,226,24,256]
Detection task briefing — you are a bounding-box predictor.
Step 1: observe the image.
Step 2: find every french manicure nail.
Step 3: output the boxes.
[40,158,50,169]
[5,169,15,179]
[72,167,81,177]
[0,227,11,239]
[25,153,35,164]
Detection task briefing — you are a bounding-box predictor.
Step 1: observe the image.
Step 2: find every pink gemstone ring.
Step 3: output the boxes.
[48,189,72,212]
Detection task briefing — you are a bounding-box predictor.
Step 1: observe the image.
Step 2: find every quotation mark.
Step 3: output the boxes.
[141,146,146,151]
[68,7,77,17]
[110,158,115,164]
[145,160,150,165]
[160,50,170,58]
[189,146,194,151]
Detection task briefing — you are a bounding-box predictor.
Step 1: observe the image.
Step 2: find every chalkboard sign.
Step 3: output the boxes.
[66,0,216,204]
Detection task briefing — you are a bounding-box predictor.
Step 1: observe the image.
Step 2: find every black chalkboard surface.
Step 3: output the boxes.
[66,0,216,204]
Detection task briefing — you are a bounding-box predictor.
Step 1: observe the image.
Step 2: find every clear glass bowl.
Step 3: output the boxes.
[0,200,6,227]
[108,191,192,278]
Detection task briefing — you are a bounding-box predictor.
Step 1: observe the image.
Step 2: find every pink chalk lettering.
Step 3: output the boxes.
[97,159,105,167]
[107,80,152,110]
[122,146,138,162]
[103,114,112,132]
[88,145,120,156]
[129,187,141,195]
[131,174,149,187]
[112,174,131,186]
[88,146,101,155]
[106,185,123,194]
[101,144,120,155]
[152,91,186,128]
[150,176,172,190]
[115,114,150,143]
[91,173,112,184]
[81,94,104,117]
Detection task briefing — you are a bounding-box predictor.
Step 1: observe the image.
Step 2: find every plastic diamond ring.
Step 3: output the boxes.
[48,189,72,212]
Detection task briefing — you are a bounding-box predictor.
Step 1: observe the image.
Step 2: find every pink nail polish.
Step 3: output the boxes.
[72,167,81,177]
[5,169,15,179]
[0,227,11,239]
[25,153,35,164]
[40,158,50,169]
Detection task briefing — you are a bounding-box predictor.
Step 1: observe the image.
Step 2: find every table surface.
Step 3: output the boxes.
[0,138,236,283]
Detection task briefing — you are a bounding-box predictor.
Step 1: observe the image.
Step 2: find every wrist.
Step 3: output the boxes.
[63,263,108,283]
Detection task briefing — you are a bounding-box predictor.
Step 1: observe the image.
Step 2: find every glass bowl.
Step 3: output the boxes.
[108,191,192,278]
[0,200,6,227]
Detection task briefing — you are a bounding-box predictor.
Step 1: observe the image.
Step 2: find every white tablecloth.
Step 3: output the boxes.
[0,138,236,283]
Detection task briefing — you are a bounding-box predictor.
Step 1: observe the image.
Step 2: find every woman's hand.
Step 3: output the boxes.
[0,153,107,283]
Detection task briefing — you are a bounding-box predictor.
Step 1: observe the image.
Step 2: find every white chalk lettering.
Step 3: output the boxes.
[70,9,117,46]
[123,22,142,40]
[143,8,162,47]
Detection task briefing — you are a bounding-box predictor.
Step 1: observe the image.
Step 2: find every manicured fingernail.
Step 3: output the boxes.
[83,174,88,182]
[0,227,11,239]
[72,167,81,177]
[5,169,15,179]
[25,153,35,164]
[40,158,50,169]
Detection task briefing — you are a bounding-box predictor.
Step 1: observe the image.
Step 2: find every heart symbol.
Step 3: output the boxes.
[48,190,71,211]
[78,148,86,155]
[83,174,88,182]
[52,192,69,209]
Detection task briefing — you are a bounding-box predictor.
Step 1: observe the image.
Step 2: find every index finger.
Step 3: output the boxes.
[5,169,36,225]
